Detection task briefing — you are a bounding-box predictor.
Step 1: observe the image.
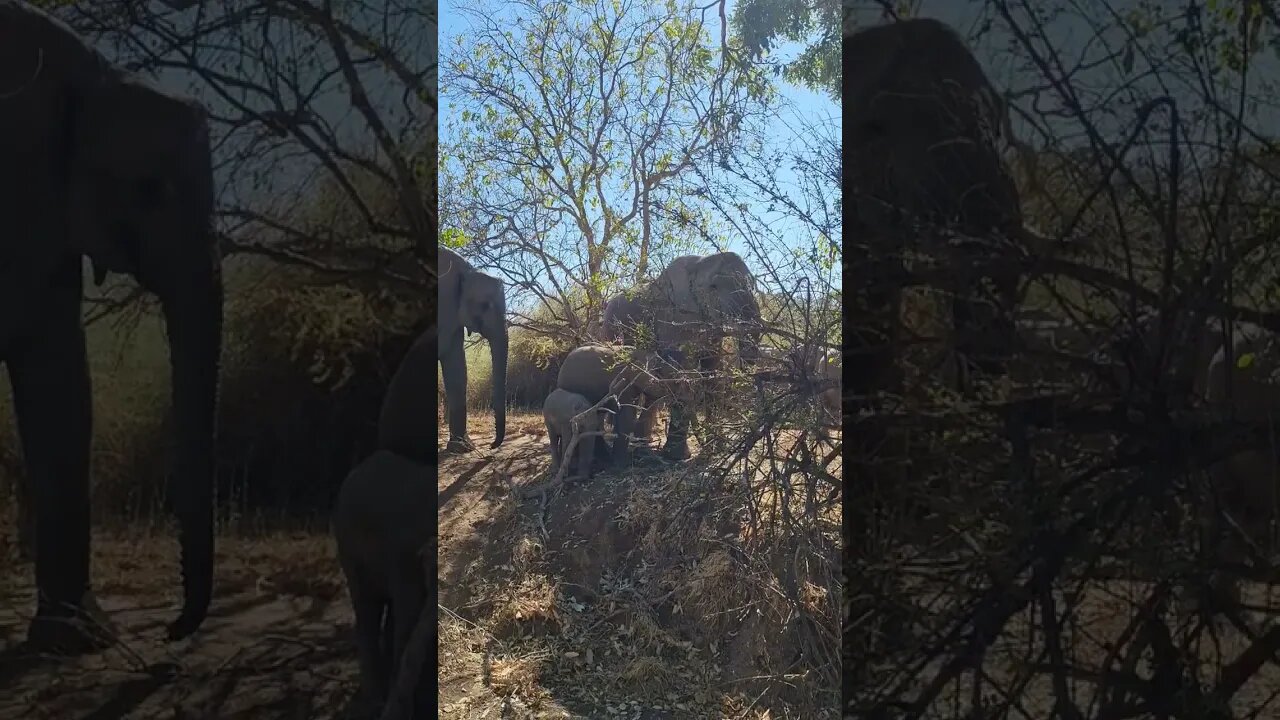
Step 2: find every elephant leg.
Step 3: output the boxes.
[440,342,473,452]
[384,598,432,720]
[593,428,615,465]
[631,394,650,441]
[954,267,1019,383]
[548,431,563,474]
[637,395,665,443]
[662,399,692,461]
[575,427,597,479]
[389,568,426,705]
[345,561,391,706]
[611,396,638,467]
[8,279,113,653]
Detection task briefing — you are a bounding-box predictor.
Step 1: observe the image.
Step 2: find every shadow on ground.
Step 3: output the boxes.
[0,532,368,720]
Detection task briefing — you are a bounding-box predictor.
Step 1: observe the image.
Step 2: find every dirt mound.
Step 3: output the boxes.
[437,410,839,719]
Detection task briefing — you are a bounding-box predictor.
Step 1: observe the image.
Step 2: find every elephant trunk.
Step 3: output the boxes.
[489,330,508,448]
[155,256,223,640]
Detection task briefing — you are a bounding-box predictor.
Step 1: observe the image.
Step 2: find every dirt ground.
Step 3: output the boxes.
[438,410,840,720]
[0,529,364,719]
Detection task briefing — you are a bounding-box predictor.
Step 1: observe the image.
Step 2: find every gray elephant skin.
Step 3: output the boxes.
[378,326,430,464]
[333,449,430,719]
[602,252,761,458]
[557,344,668,465]
[379,597,432,720]
[543,388,602,479]
[847,18,1043,391]
[439,246,507,452]
[0,1,223,649]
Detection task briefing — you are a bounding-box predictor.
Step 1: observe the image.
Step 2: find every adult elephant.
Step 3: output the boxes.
[0,2,223,650]
[605,252,761,459]
[379,325,430,464]
[438,247,507,453]
[846,18,1050,396]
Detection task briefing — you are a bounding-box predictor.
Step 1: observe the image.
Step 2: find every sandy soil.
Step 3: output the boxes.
[0,531,366,719]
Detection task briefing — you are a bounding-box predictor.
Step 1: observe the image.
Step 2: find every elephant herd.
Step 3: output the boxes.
[438,242,844,480]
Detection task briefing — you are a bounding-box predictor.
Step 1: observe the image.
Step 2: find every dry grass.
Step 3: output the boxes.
[437,411,840,719]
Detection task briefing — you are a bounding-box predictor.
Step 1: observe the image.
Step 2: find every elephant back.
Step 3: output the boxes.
[378,327,431,464]
[557,344,642,407]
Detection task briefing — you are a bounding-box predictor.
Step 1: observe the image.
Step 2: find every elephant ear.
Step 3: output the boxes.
[662,257,700,312]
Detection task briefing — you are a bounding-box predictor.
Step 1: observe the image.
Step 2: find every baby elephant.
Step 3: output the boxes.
[544,388,602,478]
[333,450,430,719]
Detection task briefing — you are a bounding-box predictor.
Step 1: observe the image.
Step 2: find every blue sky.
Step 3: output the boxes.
[439,0,842,302]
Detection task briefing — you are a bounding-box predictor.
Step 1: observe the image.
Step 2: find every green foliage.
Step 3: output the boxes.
[440,227,469,249]
[733,0,841,97]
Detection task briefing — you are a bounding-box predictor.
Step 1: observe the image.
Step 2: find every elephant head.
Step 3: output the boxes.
[72,76,224,639]
[439,247,507,448]
[653,252,761,362]
[846,18,1024,238]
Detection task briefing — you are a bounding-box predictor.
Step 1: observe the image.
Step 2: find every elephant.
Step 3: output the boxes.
[602,292,669,439]
[556,344,670,465]
[439,246,507,453]
[378,325,430,464]
[846,18,1051,397]
[333,449,430,719]
[379,597,431,720]
[543,388,602,479]
[0,2,223,650]
[604,252,762,459]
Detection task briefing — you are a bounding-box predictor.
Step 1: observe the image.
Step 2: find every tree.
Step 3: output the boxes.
[441,0,774,329]
[732,0,842,98]
[51,0,435,280]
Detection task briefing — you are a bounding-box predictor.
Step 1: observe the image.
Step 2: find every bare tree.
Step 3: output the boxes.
[848,1,1280,717]
[54,0,434,288]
